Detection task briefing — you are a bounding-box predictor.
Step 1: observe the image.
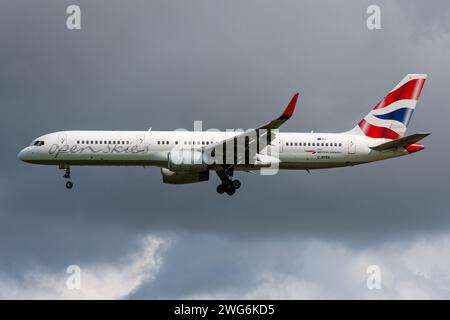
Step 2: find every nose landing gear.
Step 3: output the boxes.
[60,165,73,189]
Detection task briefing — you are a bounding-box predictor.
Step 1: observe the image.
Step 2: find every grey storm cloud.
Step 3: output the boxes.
[1,0,450,298]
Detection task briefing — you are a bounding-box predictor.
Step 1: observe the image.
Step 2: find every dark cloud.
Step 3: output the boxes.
[1,0,449,298]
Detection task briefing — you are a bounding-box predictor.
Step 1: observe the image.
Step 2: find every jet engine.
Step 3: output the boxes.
[161,168,209,184]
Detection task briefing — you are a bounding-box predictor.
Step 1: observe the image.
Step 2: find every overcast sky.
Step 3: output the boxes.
[1,0,450,299]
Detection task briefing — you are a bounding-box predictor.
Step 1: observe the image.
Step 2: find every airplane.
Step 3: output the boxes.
[18,74,429,196]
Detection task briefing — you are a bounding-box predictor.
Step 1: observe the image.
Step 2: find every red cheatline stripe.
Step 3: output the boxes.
[373,78,426,110]
[358,119,400,139]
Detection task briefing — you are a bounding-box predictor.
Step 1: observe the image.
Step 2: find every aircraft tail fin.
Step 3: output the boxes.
[349,74,427,139]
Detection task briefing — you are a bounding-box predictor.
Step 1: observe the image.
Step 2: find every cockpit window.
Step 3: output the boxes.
[31,140,45,146]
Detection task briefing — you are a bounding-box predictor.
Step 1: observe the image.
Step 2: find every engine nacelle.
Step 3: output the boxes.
[168,150,208,172]
[161,168,209,184]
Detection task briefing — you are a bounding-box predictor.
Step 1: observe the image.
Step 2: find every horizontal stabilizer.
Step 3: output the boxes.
[370,132,430,151]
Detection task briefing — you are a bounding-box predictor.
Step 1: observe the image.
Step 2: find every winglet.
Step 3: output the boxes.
[279,93,299,120]
[260,92,300,130]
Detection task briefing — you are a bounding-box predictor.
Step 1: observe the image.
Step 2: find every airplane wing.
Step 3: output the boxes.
[203,93,299,168]
[370,132,430,151]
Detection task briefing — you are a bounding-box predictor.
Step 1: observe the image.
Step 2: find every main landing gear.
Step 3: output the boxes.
[216,169,241,196]
[60,165,73,189]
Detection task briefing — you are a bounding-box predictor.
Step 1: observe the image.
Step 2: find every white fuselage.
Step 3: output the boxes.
[18,130,408,170]
[16,74,428,193]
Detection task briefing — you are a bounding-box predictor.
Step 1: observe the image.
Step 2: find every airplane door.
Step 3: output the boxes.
[348,137,356,154]
[136,134,145,152]
[58,134,67,146]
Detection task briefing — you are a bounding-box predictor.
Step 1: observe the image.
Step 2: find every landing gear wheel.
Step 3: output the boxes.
[216,169,241,195]
[216,184,225,194]
[225,186,236,196]
[65,181,73,189]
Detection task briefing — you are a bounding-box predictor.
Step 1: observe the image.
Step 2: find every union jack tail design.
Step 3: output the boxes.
[351,74,427,139]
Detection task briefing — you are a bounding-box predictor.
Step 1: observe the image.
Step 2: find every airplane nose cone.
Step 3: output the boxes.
[17,148,29,161]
